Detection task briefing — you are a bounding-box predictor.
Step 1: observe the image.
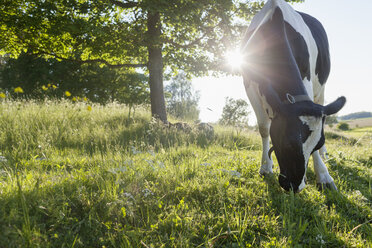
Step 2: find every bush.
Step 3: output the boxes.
[337,122,350,131]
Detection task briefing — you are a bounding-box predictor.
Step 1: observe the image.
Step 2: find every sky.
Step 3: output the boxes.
[192,0,372,124]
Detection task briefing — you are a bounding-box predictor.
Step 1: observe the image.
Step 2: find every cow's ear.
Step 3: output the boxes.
[323,96,346,116]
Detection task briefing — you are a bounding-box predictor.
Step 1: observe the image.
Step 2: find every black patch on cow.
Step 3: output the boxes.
[284,22,310,81]
[298,12,331,85]
[312,117,326,154]
[300,122,312,143]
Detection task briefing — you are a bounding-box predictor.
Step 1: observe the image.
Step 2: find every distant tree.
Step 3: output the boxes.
[325,115,338,125]
[219,97,250,127]
[339,111,372,121]
[165,73,200,121]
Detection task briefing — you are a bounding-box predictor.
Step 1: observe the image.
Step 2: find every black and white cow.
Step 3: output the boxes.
[241,0,346,192]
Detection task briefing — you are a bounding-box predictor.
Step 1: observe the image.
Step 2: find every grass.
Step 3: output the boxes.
[0,99,371,247]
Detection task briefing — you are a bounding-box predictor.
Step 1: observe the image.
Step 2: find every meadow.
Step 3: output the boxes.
[0,100,371,247]
[344,118,372,129]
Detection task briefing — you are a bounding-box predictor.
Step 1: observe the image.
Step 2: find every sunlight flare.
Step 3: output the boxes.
[225,49,245,70]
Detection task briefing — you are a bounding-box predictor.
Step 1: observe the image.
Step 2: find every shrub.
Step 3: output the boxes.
[337,122,350,131]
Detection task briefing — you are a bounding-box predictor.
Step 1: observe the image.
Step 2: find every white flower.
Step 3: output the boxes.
[316,234,325,245]
[142,188,154,197]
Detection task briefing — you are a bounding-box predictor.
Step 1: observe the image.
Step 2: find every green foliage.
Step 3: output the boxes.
[338,122,350,131]
[0,100,371,247]
[165,73,200,121]
[325,115,338,125]
[219,97,250,127]
[0,53,149,106]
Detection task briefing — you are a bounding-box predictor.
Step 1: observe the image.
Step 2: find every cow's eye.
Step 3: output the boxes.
[301,123,312,143]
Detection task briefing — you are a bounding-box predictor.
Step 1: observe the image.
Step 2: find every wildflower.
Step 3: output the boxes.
[42,85,48,91]
[72,97,77,102]
[52,85,57,89]
[316,234,325,245]
[83,97,88,102]
[65,91,71,97]
[47,83,51,87]
[142,188,153,197]
[0,92,6,98]
[123,192,135,200]
[87,105,92,111]
[14,87,24,93]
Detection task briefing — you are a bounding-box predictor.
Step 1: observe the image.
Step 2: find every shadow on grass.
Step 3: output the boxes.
[0,170,162,248]
[263,171,371,247]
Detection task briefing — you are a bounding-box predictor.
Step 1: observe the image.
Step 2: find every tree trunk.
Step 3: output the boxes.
[147,11,168,123]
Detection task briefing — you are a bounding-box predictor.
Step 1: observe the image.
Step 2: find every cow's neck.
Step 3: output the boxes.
[266,45,309,103]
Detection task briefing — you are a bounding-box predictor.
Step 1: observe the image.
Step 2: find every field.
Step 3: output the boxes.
[0,100,371,247]
[345,118,372,129]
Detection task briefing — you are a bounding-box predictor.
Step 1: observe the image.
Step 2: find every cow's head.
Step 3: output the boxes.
[269,95,346,192]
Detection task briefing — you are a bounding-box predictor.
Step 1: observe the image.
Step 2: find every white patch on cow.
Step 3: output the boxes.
[302,78,314,101]
[299,115,323,184]
[312,74,326,104]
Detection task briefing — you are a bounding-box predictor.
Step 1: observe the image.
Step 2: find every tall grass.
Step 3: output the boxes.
[0,100,370,247]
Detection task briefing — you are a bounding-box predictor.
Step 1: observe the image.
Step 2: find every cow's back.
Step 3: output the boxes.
[242,0,330,102]
[298,12,330,86]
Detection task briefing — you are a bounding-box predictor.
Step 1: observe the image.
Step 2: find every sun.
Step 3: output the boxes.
[225,49,245,70]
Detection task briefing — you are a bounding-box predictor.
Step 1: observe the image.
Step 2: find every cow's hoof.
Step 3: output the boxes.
[317,182,338,191]
[259,169,273,176]
[259,172,274,179]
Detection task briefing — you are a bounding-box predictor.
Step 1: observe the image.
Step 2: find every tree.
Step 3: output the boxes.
[325,115,338,125]
[165,72,200,121]
[0,0,302,122]
[219,97,250,127]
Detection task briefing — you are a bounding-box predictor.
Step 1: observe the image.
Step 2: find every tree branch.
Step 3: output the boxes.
[109,0,138,9]
[163,32,209,49]
[33,51,147,68]
[163,19,224,49]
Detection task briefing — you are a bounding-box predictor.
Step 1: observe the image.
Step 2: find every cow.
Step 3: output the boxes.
[241,0,346,192]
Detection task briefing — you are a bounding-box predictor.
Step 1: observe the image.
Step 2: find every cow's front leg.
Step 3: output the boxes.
[319,144,328,160]
[243,80,273,175]
[312,150,337,190]
[259,123,273,175]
